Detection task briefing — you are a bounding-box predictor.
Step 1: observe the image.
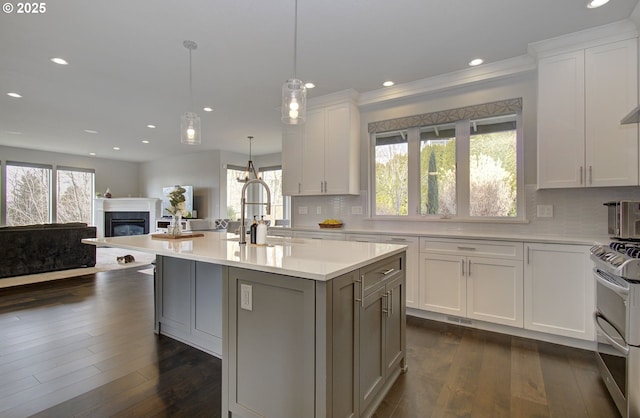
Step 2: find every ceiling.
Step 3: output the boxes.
[1,0,639,162]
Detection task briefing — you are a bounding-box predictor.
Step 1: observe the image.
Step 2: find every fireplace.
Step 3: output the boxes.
[93,198,161,238]
[105,211,150,237]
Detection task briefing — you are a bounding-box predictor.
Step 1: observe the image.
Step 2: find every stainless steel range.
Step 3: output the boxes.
[591,241,640,418]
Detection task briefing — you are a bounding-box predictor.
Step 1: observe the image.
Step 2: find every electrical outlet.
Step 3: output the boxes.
[241,284,252,311]
[316,206,322,215]
[298,206,308,215]
[537,205,553,218]
[351,206,363,215]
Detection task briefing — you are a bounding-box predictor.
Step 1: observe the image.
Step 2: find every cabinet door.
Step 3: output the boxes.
[524,243,594,340]
[359,284,386,414]
[419,253,466,317]
[192,261,223,355]
[537,50,585,188]
[585,38,638,187]
[324,103,356,194]
[228,267,316,418]
[282,124,303,196]
[301,108,325,194]
[158,256,192,331]
[466,256,523,327]
[331,271,360,418]
[384,275,405,377]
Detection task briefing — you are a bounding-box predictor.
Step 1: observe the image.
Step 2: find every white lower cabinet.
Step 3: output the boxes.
[524,243,594,341]
[419,238,524,328]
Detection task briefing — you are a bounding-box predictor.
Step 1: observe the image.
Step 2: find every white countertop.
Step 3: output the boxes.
[273,226,608,246]
[82,232,406,281]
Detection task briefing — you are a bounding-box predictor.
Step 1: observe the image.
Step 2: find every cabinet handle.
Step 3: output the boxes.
[461,259,465,276]
[381,268,395,276]
[580,166,584,185]
[382,291,388,315]
[589,166,593,185]
[298,183,301,193]
[468,260,471,276]
[324,180,328,193]
[358,275,365,306]
[527,247,530,265]
[457,246,476,251]
[389,289,393,316]
[389,238,408,242]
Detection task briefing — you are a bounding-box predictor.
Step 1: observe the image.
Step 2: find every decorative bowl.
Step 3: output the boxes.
[319,223,343,229]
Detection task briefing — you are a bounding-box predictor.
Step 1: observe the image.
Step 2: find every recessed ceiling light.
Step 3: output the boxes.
[304,82,315,89]
[203,107,213,112]
[7,92,22,98]
[84,129,98,134]
[113,146,120,150]
[587,0,609,8]
[147,124,156,128]
[89,152,96,156]
[382,81,394,87]
[50,57,68,65]
[141,139,150,144]
[469,58,484,66]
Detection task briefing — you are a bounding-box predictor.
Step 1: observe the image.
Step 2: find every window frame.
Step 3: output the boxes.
[369,109,524,222]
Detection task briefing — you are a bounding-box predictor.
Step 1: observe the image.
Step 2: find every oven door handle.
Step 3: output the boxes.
[594,311,630,355]
[594,268,629,297]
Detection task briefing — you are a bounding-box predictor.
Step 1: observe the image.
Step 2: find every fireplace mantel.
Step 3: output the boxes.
[94,198,161,237]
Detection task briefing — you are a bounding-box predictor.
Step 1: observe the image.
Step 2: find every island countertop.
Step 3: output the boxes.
[83,231,407,281]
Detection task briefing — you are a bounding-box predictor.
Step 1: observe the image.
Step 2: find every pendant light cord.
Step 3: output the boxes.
[293,0,298,79]
[189,47,194,112]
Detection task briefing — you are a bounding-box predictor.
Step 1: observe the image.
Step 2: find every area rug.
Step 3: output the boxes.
[0,247,157,288]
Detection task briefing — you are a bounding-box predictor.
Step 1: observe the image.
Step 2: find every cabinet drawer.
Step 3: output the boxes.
[420,238,523,259]
[360,255,402,296]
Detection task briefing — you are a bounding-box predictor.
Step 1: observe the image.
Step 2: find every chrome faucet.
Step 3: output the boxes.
[239,178,271,245]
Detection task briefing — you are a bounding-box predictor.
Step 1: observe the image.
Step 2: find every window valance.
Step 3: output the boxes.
[368,98,522,133]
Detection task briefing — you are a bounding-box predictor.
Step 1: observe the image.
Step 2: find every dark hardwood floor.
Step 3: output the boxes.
[0,267,619,418]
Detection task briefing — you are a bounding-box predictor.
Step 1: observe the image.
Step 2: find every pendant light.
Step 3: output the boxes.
[181,40,201,145]
[237,136,260,183]
[281,0,306,125]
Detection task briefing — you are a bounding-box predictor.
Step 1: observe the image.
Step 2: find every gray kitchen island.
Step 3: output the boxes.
[83,232,407,418]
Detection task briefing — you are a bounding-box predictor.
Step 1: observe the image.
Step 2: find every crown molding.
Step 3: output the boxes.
[357,55,536,108]
[308,88,359,108]
[528,19,638,59]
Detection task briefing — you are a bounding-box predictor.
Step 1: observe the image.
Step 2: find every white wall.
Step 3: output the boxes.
[0,145,140,198]
[139,149,222,220]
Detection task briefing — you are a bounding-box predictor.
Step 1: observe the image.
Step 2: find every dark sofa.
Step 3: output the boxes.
[0,222,97,279]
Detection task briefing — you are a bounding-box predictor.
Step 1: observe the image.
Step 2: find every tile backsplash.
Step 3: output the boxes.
[291,185,640,238]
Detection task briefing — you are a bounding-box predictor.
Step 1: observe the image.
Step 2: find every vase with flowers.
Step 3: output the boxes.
[166,185,187,236]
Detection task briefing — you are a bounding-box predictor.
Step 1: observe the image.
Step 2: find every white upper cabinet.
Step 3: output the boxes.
[282,90,360,196]
[537,37,638,188]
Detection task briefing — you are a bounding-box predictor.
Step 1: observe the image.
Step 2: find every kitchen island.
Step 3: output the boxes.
[83,231,407,418]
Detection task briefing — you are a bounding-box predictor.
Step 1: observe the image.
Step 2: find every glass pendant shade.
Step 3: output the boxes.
[180,111,201,145]
[282,78,307,124]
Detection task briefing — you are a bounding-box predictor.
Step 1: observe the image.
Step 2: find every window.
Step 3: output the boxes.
[374,131,408,216]
[226,166,246,220]
[6,162,52,225]
[371,100,523,220]
[259,166,287,225]
[226,165,289,225]
[56,166,95,223]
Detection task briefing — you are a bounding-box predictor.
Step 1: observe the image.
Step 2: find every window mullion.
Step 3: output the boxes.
[456,120,470,217]
[407,127,421,216]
